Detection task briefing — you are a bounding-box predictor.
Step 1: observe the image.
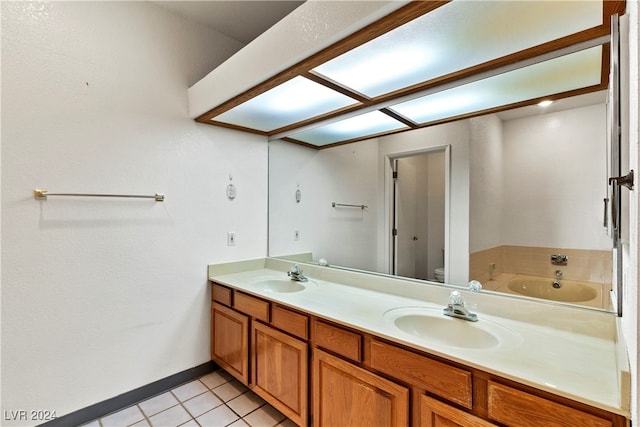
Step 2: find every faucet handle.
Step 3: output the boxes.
[449,290,465,306]
[468,280,482,292]
[290,264,301,274]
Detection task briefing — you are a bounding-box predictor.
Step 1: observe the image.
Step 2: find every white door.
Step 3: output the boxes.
[394,158,417,278]
[392,151,446,281]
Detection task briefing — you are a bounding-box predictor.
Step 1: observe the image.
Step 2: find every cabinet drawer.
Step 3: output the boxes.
[234,292,270,322]
[313,320,362,362]
[370,340,472,409]
[272,305,309,340]
[211,283,232,306]
[421,394,497,427]
[487,381,611,427]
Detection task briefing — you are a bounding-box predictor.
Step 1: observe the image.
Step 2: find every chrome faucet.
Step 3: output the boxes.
[443,290,478,322]
[287,264,308,282]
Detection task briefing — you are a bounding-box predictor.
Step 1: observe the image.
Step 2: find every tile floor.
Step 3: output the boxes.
[81,369,296,427]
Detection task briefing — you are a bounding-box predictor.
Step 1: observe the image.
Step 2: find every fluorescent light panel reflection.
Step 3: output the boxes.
[312,0,602,98]
[213,76,359,132]
[389,46,602,124]
[289,111,408,146]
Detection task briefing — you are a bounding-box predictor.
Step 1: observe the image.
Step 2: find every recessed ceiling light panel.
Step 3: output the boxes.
[312,0,602,98]
[213,76,359,132]
[389,46,602,125]
[288,111,408,146]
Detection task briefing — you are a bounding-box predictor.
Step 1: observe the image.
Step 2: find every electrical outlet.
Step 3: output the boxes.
[227,232,236,246]
[294,230,300,241]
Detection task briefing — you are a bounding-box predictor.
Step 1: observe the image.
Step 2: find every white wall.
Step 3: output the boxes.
[1,2,268,423]
[268,139,379,271]
[469,115,504,253]
[501,104,610,250]
[470,106,609,252]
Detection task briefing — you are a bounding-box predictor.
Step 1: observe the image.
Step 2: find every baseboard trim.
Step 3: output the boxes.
[39,361,219,427]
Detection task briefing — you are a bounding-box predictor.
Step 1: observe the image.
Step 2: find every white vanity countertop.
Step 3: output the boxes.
[208,258,630,416]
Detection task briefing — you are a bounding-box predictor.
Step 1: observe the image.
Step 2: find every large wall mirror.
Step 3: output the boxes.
[268,90,617,312]
[239,1,627,314]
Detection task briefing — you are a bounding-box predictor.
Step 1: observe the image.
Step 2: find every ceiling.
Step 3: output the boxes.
[152,1,304,44]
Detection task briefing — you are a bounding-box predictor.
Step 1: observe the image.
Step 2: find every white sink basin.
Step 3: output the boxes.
[249,278,316,293]
[384,307,520,350]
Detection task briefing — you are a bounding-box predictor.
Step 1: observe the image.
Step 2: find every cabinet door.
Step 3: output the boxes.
[211,302,249,383]
[252,322,308,427]
[421,395,497,427]
[313,348,408,427]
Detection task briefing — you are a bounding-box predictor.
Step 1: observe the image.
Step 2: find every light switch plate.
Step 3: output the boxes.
[227,232,236,246]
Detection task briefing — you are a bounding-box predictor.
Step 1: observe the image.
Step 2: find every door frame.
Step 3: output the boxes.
[384,145,451,281]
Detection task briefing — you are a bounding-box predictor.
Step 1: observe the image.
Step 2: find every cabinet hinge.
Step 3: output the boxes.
[393,171,398,179]
[392,228,398,236]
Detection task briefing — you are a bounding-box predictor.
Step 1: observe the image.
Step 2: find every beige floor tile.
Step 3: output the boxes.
[200,370,233,389]
[139,391,180,416]
[226,392,266,417]
[101,405,145,427]
[148,405,192,427]
[212,380,248,402]
[243,405,285,427]
[87,372,295,427]
[196,404,239,427]
[171,380,209,402]
[182,390,223,418]
[79,420,101,427]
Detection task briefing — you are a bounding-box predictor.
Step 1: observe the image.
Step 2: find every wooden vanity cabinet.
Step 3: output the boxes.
[211,281,629,427]
[365,335,625,427]
[210,282,309,426]
[311,318,628,427]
